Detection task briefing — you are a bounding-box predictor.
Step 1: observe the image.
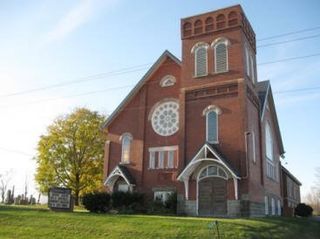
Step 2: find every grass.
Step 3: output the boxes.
[0,205,319,239]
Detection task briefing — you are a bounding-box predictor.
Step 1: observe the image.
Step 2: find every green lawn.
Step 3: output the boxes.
[0,206,319,239]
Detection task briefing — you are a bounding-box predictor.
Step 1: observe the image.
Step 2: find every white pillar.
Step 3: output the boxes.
[183,177,189,200]
[233,177,238,200]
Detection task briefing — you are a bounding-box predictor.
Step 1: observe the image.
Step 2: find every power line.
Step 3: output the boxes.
[257,26,320,41]
[0,64,151,98]
[1,28,320,99]
[258,53,320,65]
[274,86,320,94]
[257,33,320,48]
[0,85,134,109]
[0,53,319,109]
[0,147,33,157]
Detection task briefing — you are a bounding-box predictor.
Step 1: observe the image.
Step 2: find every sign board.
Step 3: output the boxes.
[48,187,73,212]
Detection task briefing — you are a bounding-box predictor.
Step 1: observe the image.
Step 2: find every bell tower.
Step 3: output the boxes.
[180,5,257,88]
[179,5,263,208]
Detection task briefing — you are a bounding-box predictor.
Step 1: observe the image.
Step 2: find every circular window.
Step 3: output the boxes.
[151,101,179,136]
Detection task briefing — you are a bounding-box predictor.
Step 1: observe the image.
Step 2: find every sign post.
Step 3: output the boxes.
[48,187,73,212]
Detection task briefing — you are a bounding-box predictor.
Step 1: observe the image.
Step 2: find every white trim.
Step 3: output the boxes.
[183,178,189,200]
[202,105,222,116]
[206,110,219,144]
[233,178,239,200]
[149,151,156,169]
[250,53,255,83]
[177,144,240,181]
[196,165,229,216]
[121,133,132,164]
[277,199,281,216]
[211,37,231,48]
[197,165,229,181]
[102,51,181,129]
[271,198,276,215]
[252,131,256,163]
[194,45,208,77]
[104,166,134,191]
[178,144,241,215]
[245,44,250,77]
[160,75,176,87]
[265,196,269,215]
[148,145,178,152]
[214,42,229,73]
[158,151,164,169]
[191,42,209,53]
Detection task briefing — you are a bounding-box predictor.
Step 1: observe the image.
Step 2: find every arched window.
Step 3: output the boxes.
[198,165,228,180]
[203,105,221,144]
[206,111,218,143]
[214,42,228,73]
[121,133,132,164]
[250,53,255,83]
[160,75,176,87]
[266,122,277,180]
[265,123,273,161]
[192,43,208,77]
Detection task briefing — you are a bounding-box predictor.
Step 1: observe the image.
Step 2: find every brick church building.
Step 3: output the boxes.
[102,5,301,217]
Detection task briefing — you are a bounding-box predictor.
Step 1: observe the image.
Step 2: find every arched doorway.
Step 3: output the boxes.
[198,165,228,216]
[114,177,129,192]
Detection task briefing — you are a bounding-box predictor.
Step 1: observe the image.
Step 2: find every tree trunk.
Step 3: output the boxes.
[74,189,80,206]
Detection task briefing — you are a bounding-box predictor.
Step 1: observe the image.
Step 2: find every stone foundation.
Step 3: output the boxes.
[227,200,241,217]
[240,200,265,217]
[178,196,265,217]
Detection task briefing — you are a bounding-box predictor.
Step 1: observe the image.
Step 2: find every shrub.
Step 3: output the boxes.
[165,192,177,213]
[294,203,313,217]
[148,193,177,215]
[111,192,144,211]
[82,192,110,213]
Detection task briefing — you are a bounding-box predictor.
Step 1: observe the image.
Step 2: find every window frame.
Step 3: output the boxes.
[148,146,178,170]
[194,46,208,77]
[206,110,219,144]
[120,133,132,164]
[277,199,281,216]
[271,198,276,215]
[149,151,156,169]
[158,151,164,169]
[265,196,269,215]
[214,42,229,73]
[154,191,174,204]
[252,131,256,163]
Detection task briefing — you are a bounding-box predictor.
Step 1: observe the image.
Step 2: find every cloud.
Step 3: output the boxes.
[45,0,112,43]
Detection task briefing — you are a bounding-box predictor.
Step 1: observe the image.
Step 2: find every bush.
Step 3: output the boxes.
[165,192,177,213]
[295,203,313,217]
[82,192,110,213]
[148,193,177,215]
[111,192,144,212]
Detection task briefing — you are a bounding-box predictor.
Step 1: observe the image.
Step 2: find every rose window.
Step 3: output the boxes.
[151,101,179,136]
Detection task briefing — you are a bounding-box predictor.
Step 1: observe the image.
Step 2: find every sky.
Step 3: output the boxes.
[0,0,319,200]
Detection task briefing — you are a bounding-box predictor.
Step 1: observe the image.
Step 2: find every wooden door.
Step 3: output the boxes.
[198,177,227,216]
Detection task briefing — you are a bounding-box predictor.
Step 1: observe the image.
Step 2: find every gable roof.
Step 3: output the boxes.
[281,166,302,186]
[101,50,181,130]
[104,164,136,186]
[177,143,240,182]
[256,80,285,156]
